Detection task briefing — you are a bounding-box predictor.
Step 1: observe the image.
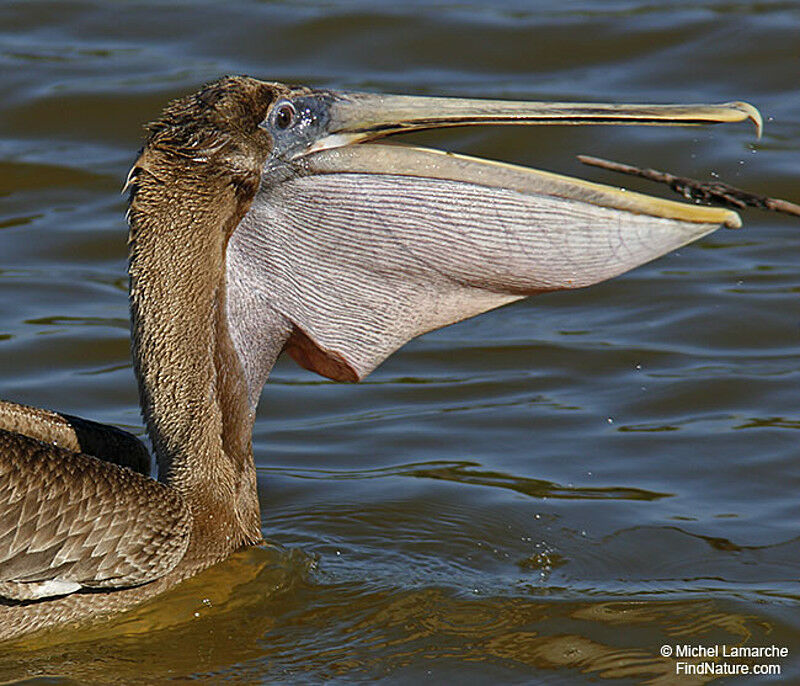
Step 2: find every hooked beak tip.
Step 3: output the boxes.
[726,101,763,138]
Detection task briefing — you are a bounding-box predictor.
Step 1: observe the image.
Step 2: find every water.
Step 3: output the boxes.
[1,1,798,683]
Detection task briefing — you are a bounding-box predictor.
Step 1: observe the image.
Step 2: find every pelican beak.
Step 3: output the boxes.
[305,91,762,154]
[273,88,761,231]
[244,85,763,383]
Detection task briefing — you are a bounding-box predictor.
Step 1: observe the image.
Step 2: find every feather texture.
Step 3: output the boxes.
[0,431,191,601]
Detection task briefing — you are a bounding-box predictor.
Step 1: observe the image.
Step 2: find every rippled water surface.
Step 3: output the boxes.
[0,1,798,683]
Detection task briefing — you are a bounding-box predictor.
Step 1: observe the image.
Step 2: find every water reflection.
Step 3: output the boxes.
[259,461,671,501]
[0,547,787,684]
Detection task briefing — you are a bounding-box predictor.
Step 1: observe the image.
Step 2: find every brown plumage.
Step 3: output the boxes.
[0,431,190,601]
[0,400,151,475]
[0,77,280,640]
[0,76,759,640]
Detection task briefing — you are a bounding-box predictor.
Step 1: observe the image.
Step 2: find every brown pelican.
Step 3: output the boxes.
[0,77,760,640]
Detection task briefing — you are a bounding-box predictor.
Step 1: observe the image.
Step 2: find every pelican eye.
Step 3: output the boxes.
[275,103,296,130]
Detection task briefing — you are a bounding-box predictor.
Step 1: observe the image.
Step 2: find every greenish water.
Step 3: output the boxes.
[0,1,798,683]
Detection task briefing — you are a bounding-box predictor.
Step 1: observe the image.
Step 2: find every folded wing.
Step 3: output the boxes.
[0,430,191,601]
[0,399,151,475]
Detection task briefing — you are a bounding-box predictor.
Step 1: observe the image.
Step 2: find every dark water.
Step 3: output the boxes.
[0,1,798,683]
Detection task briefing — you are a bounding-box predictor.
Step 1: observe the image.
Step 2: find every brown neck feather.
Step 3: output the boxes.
[125,76,286,561]
[127,154,264,557]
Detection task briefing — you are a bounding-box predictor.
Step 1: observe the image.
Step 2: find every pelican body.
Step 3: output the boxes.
[0,77,760,640]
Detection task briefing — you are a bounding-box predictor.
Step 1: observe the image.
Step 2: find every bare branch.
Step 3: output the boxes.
[578,155,800,223]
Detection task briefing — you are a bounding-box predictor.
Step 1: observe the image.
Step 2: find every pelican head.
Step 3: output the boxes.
[130,76,761,430]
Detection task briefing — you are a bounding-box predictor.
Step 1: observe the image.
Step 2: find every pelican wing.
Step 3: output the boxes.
[229,143,739,382]
[0,430,191,601]
[0,399,151,475]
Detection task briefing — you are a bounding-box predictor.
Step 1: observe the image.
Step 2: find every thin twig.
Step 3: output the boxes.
[578,155,800,220]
